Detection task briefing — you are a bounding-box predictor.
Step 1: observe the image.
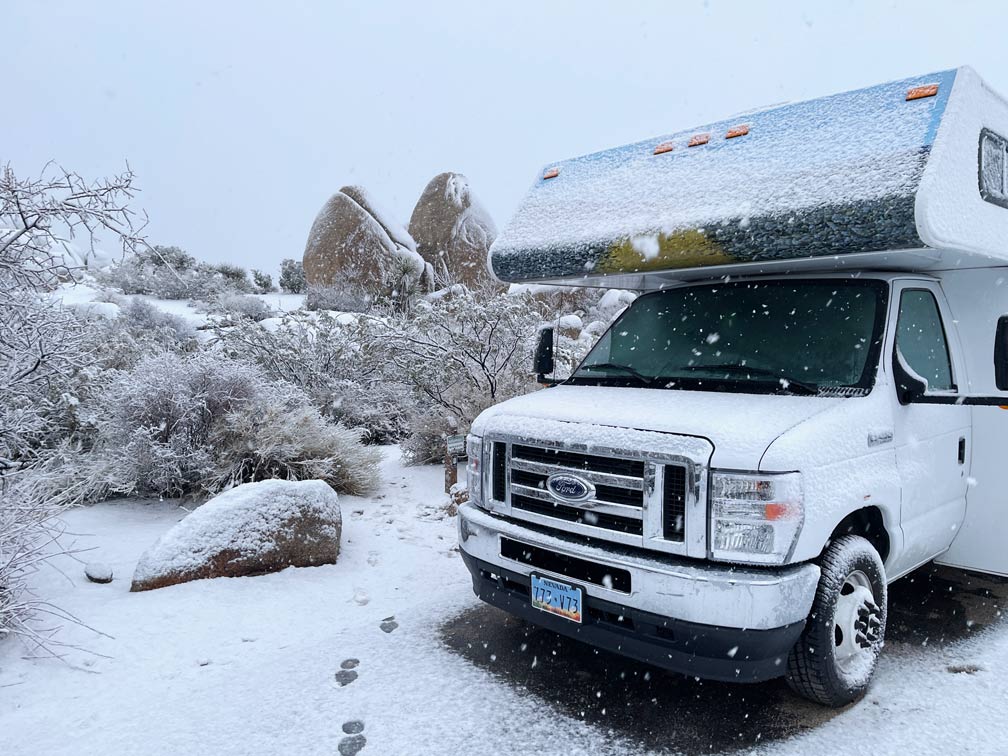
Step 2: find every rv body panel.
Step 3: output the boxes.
[934,267,1008,576]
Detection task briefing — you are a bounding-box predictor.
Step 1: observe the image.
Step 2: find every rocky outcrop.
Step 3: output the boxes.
[130,479,341,592]
[408,173,497,287]
[303,186,428,306]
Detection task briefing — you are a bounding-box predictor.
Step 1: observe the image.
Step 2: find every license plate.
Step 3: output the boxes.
[530,574,582,623]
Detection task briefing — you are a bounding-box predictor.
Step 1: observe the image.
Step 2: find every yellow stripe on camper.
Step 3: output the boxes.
[598,229,736,274]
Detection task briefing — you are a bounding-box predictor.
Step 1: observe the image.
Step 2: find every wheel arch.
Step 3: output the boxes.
[826,506,892,566]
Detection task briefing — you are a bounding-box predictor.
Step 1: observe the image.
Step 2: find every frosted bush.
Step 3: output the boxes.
[212,293,274,323]
[385,283,545,463]
[251,269,276,293]
[279,258,306,294]
[219,311,413,443]
[210,386,380,495]
[209,263,253,292]
[305,283,371,313]
[86,351,379,499]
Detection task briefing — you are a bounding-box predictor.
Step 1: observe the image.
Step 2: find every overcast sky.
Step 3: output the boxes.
[5,1,1006,273]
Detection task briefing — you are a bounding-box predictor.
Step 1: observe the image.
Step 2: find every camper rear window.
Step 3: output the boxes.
[980,128,1008,209]
[570,279,888,396]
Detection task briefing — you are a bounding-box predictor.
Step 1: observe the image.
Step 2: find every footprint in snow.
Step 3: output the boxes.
[379,617,398,634]
[335,659,359,686]
[339,720,366,754]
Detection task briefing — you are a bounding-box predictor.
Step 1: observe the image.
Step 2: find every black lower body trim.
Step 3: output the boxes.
[461,550,805,683]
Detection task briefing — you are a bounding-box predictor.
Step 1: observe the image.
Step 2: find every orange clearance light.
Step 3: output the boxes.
[726,124,750,139]
[543,167,560,180]
[653,141,675,155]
[906,84,939,101]
[764,502,792,521]
[688,133,710,147]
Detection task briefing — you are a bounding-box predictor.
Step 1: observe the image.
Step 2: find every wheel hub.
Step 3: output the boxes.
[833,569,881,673]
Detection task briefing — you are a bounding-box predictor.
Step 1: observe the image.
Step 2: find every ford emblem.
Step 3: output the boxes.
[545,473,595,504]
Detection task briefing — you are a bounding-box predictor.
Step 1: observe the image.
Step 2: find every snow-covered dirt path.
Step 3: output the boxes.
[3,448,1008,755]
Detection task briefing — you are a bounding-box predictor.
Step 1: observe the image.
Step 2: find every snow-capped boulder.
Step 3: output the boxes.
[408,172,497,286]
[302,186,425,304]
[130,479,342,592]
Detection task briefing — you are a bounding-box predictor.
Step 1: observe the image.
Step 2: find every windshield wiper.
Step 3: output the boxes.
[576,362,653,385]
[677,364,818,395]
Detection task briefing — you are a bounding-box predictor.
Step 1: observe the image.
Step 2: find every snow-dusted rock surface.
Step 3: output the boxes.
[84,562,114,584]
[408,172,497,286]
[130,479,341,592]
[302,185,425,301]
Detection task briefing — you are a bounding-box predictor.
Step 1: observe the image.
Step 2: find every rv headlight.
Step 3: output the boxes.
[466,435,485,508]
[709,471,803,565]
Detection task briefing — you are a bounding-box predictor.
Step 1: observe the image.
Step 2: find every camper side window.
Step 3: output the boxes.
[979,128,1008,209]
[895,289,955,392]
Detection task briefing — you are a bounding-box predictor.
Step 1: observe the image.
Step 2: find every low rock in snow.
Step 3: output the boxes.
[84,562,114,584]
[130,479,342,592]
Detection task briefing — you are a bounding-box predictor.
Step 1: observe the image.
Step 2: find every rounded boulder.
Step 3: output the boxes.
[130,479,341,592]
[408,172,497,286]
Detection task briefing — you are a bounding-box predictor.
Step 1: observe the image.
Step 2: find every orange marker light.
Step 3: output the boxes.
[764,502,792,520]
[906,84,939,101]
[543,167,560,180]
[726,124,750,139]
[688,133,710,147]
[653,141,675,155]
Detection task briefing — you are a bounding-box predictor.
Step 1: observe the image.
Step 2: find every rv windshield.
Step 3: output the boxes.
[570,279,888,395]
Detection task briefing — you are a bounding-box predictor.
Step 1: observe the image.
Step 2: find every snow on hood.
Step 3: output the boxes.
[471,384,844,469]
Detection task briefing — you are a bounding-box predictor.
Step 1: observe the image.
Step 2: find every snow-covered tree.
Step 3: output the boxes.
[0,162,146,645]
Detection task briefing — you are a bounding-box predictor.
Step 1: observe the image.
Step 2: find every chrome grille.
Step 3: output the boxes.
[486,436,699,555]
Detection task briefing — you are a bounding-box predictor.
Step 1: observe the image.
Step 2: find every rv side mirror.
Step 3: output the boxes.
[533,326,555,381]
[893,347,928,405]
[995,316,1008,391]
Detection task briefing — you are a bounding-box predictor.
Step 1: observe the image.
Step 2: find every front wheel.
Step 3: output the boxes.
[785,535,887,707]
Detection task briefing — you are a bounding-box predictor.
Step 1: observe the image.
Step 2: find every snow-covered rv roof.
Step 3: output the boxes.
[489,67,1008,289]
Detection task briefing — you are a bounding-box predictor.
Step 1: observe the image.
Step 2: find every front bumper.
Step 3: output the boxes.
[458,504,821,682]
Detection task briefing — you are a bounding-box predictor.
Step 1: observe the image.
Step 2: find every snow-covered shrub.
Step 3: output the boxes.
[218,310,413,443]
[210,388,380,495]
[305,283,370,313]
[279,258,306,293]
[209,263,253,292]
[98,247,260,302]
[86,351,379,499]
[147,244,197,271]
[251,269,276,293]
[385,283,545,463]
[211,293,274,323]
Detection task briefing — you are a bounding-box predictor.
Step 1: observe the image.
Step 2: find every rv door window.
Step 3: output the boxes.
[895,289,954,392]
[979,128,1008,209]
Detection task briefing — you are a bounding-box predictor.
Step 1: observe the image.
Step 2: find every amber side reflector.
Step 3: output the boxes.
[906,84,939,101]
[726,124,750,139]
[1000,405,1008,410]
[653,141,675,155]
[688,133,710,147]
[542,167,560,180]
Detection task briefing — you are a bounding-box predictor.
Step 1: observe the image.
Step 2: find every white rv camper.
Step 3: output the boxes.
[458,67,1008,706]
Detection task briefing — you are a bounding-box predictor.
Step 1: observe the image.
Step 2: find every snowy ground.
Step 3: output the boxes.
[3,448,1008,755]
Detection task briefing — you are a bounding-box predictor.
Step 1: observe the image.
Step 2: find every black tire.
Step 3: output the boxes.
[785,534,887,707]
